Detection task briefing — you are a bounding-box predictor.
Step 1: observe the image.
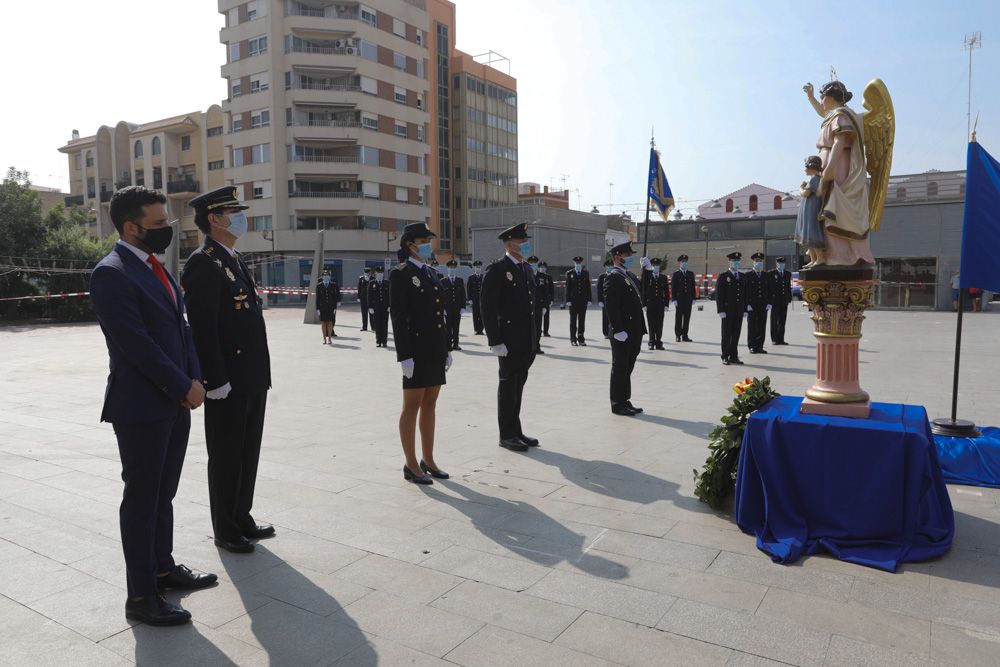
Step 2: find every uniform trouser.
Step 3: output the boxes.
[674,301,692,338]
[446,309,462,348]
[204,390,267,542]
[471,299,483,333]
[610,336,642,405]
[747,308,767,350]
[534,306,544,345]
[646,303,665,344]
[569,303,588,341]
[770,304,788,343]
[498,351,535,439]
[602,307,609,337]
[721,312,743,360]
[113,408,190,597]
[360,297,369,330]
[541,305,551,335]
[373,306,389,344]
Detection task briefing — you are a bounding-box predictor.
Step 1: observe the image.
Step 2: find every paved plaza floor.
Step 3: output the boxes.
[1,302,999,666]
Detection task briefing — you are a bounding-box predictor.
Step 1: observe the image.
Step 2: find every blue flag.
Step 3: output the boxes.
[647,147,674,222]
[960,142,1000,293]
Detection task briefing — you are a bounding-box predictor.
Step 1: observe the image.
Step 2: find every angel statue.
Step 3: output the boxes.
[800,79,895,267]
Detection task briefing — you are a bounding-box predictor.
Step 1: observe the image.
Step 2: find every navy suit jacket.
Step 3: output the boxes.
[90,244,200,424]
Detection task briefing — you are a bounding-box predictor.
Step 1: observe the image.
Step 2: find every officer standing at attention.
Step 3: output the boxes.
[671,254,696,342]
[368,265,391,347]
[716,251,746,366]
[467,260,485,335]
[358,267,372,332]
[596,260,612,339]
[480,223,539,452]
[606,241,647,416]
[536,260,555,337]
[181,186,274,554]
[315,269,341,344]
[442,259,466,351]
[768,256,792,346]
[565,255,592,346]
[744,251,771,355]
[642,257,670,350]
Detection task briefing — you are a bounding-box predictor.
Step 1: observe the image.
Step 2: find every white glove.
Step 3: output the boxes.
[747,305,753,312]
[369,308,375,313]
[206,382,232,400]
[598,302,604,308]
[613,331,628,342]
[400,359,415,379]
[564,302,571,308]
[316,310,321,318]
[446,352,453,371]
[460,309,465,314]
[670,300,677,307]
[542,308,548,315]
[766,304,772,311]
[491,344,508,357]
[719,312,727,319]
[640,257,651,269]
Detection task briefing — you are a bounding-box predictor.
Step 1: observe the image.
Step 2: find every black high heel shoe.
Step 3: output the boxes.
[403,465,433,485]
[420,460,450,479]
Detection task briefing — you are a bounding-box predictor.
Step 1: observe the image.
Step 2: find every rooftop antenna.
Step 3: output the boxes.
[964,32,981,141]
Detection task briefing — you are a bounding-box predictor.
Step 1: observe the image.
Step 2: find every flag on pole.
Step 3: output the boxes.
[647,146,674,223]
[959,142,1000,293]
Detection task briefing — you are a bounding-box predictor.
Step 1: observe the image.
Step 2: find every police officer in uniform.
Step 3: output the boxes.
[606,241,647,415]
[716,251,746,366]
[565,255,592,346]
[768,256,792,345]
[536,260,555,337]
[442,259,466,351]
[315,269,341,343]
[596,260,612,338]
[480,223,539,452]
[467,260,485,335]
[358,267,372,332]
[525,256,546,354]
[642,257,670,350]
[181,186,273,553]
[671,254,696,342]
[744,252,771,354]
[368,265,391,347]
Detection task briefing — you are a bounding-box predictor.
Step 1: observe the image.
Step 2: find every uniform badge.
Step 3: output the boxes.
[412,276,421,287]
[214,259,223,269]
[225,267,236,282]
[506,272,513,281]
[234,293,249,310]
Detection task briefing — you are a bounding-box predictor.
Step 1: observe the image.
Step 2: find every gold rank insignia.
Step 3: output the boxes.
[412,276,421,287]
[506,272,513,281]
[225,267,236,282]
[234,293,249,310]
[214,259,223,269]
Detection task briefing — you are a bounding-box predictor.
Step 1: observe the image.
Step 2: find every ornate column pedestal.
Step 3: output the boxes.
[800,268,877,419]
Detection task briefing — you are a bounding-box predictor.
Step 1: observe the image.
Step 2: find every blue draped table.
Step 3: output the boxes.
[935,427,1000,488]
[734,396,954,572]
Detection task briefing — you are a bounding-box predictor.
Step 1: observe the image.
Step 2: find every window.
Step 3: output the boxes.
[250,71,269,92]
[416,30,424,46]
[773,195,782,210]
[394,86,407,105]
[250,215,272,231]
[360,7,376,26]
[181,135,191,151]
[396,187,408,202]
[134,140,143,158]
[232,149,244,167]
[748,194,758,212]
[896,187,906,200]
[252,180,271,199]
[928,181,939,197]
[233,117,243,132]
[208,160,224,171]
[395,152,407,171]
[230,43,240,62]
[358,39,376,61]
[153,167,162,189]
[361,113,378,131]
[725,198,734,213]
[150,137,160,155]
[418,156,426,175]
[454,167,461,179]
[85,151,94,167]
[135,169,144,186]
[207,126,223,137]
[394,122,407,138]
[246,0,257,20]
[416,125,424,141]
[360,76,377,95]
[393,52,406,71]
[227,8,238,27]
[455,196,461,209]
[74,153,81,169]
[393,18,405,38]
[416,59,425,79]
[232,80,242,97]
[362,181,379,199]
[251,143,271,164]
[359,146,379,165]
[250,108,270,128]
[248,35,267,56]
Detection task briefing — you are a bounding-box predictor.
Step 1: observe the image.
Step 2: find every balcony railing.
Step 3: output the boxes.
[287,44,358,56]
[64,194,85,206]
[289,155,358,163]
[100,190,113,203]
[285,6,360,20]
[290,82,362,92]
[288,191,362,198]
[167,179,200,194]
[288,119,361,128]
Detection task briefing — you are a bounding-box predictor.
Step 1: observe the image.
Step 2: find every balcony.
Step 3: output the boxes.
[100,190,113,203]
[285,4,360,21]
[64,194,85,206]
[167,179,200,195]
[289,155,358,164]
[288,119,361,128]
[288,191,362,199]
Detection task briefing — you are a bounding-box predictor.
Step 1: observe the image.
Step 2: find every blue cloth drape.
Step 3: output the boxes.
[935,427,1000,488]
[735,396,954,572]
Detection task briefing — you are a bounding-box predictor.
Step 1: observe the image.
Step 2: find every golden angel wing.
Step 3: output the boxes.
[862,78,895,232]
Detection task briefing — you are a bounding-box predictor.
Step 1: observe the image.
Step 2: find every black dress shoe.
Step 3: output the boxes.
[722,359,731,365]
[214,537,255,553]
[499,437,529,451]
[683,336,693,342]
[453,345,462,351]
[749,349,759,354]
[518,434,539,447]
[475,331,484,335]
[656,343,665,350]
[403,465,433,485]
[243,524,276,540]
[570,340,578,346]
[578,339,587,346]
[733,357,745,365]
[626,402,644,414]
[125,594,191,626]
[420,460,450,479]
[612,404,637,416]
[157,565,218,592]
[536,349,545,355]
[676,336,682,342]
[758,349,768,354]
[542,333,551,337]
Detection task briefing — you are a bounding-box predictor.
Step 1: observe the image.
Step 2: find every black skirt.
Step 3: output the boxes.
[403,357,446,389]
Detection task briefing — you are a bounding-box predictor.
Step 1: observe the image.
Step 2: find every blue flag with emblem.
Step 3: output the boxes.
[647,146,674,223]
[959,141,1000,293]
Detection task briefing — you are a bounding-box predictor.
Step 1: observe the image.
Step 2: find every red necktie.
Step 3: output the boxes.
[147,255,177,306]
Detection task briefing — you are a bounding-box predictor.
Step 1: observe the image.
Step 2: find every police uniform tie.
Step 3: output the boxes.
[147,254,177,306]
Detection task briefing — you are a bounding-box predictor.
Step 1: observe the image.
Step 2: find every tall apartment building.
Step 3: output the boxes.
[57,108,226,250]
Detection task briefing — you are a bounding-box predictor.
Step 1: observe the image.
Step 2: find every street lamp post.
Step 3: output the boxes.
[260,228,276,309]
[701,225,710,296]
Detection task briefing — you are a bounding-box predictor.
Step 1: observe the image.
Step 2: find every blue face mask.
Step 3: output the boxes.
[539,267,546,274]
[518,241,532,257]
[447,268,455,276]
[416,243,433,261]
[322,276,330,285]
[754,261,763,270]
[777,263,786,271]
[575,264,583,271]
[623,256,635,269]
[680,262,688,270]
[605,267,612,274]
[376,272,384,281]
[225,211,248,239]
[731,260,741,270]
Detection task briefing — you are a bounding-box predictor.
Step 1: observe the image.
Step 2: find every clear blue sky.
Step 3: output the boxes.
[2,0,996,222]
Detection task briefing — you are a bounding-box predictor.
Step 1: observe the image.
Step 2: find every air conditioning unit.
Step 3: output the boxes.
[334,40,344,48]
[340,180,352,189]
[345,46,356,55]
[416,98,422,109]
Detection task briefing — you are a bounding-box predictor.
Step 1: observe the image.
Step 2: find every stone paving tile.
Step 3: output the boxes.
[707,550,856,602]
[524,568,676,627]
[28,577,137,642]
[420,544,552,592]
[443,624,618,667]
[333,553,464,605]
[590,527,721,572]
[0,552,96,605]
[331,635,452,665]
[620,556,768,613]
[930,621,1000,667]
[822,635,931,667]
[101,618,269,666]
[849,578,1000,635]
[663,520,764,556]
[560,504,678,537]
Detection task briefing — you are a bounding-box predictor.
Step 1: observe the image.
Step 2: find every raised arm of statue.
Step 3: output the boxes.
[803,83,825,118]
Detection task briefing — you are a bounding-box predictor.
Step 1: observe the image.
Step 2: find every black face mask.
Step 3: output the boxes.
[136,224,174,255]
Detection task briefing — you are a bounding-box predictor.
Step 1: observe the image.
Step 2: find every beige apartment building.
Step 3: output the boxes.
[58,108,226,253]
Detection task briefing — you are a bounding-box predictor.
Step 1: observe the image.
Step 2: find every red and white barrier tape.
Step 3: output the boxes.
[0,291,90,302]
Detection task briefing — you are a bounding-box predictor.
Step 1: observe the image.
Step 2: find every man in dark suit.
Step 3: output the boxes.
[90,186,217,626]
[564,255,592,346]
[480,223,539,452]
[315,268,341,343]
[367,265,391,347]
[606,241,647,415]
[442,259,466,351]
[716,251,746,365]
[358,268,372,331]
[768,256,793,345]
[181,186,274,555]
[671,254,697,342]
[535,260,555,337]
[467,260,485,334]
[642,257,670,350]
[596,260,612,339]
[744,251,771,354]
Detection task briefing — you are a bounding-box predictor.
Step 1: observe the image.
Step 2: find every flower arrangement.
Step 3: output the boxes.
[693,376,780,510]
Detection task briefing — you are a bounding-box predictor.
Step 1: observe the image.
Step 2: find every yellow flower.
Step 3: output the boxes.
[733,383,746,394]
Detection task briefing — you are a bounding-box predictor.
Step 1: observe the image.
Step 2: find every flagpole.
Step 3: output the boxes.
[643,131,653,257]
